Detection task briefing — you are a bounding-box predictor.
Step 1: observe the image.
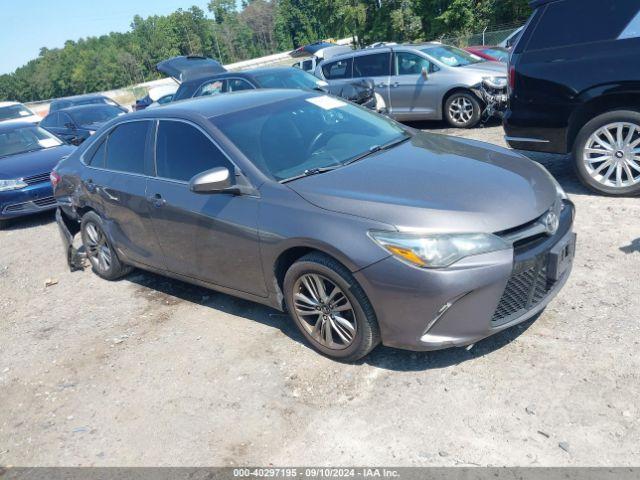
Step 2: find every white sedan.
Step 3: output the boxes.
[0,101,41,124]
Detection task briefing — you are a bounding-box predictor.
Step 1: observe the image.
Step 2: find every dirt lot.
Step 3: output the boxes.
[1,121,639,467]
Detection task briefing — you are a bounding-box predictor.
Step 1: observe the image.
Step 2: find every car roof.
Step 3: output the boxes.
[123,88,311,121]
[324,42,442,62]
[51,94,108,103]
[56,104,118,114]
[0,101,21,108]
[180,66,301,87]
[0,121,36,133]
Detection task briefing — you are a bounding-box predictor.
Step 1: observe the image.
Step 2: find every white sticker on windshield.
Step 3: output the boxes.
[38,138,59,148]
[19,110,30,116]
[306,96,347,110]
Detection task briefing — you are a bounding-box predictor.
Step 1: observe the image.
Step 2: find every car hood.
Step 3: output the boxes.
[461,61,507,75]
[0,145,76,180]
[286,133,557,233]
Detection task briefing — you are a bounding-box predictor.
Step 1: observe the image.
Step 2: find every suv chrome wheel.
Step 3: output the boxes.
[584,122,640,189]
[292,273,357,350]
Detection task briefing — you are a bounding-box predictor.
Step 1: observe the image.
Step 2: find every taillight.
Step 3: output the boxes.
[508,65,516,90]
[50,171,61,188]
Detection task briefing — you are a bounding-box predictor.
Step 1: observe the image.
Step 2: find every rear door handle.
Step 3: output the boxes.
[147,193,166,208]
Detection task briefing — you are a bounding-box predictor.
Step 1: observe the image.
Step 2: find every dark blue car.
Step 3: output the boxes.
[0,122,75,228]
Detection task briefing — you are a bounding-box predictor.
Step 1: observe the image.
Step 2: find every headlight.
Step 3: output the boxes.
[551,175,568,201]
[0,179,28,192]
[482,76,507,89]
[368,231,510,269]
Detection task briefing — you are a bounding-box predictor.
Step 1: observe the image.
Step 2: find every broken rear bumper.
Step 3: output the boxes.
[55,207,84,271]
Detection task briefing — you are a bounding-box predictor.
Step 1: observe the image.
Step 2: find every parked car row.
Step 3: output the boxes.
[2,0,637,363]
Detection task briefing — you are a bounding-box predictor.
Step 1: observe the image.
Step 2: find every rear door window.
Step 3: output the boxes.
[227,78,254,92]
[527,0,640,51]
[155,120,232,182]
[104,121,151,175]
[88,139,106,168]
[41,113,59,128]
[322,58,352,80]
[195,79,227,97]
[353,53,390,78]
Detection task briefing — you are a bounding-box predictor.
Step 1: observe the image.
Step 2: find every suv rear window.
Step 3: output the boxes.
[527,0,640,51]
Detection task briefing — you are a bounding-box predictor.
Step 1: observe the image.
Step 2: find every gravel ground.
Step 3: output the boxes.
[1,121,639,467]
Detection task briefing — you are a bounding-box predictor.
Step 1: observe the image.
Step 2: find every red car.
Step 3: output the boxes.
[464,46,509,63]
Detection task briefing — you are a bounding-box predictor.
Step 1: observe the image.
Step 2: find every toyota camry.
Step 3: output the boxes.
[53,90,575,361]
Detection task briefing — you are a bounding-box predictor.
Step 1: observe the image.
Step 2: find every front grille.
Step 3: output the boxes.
[2,196,57,213]
[22,172,51,185]
[34,196,56,207]
[492,254,556,326]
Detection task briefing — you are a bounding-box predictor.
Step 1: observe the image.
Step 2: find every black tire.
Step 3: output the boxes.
[283,252,380,362]
[573,110,640,196]
[80,211,132,280]
[444,91,482,128]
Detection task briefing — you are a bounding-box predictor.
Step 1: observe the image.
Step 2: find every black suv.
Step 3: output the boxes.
[504,0,640,196]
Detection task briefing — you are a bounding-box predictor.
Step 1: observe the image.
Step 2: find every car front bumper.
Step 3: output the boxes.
[0,183,56,220]
[354,203,576,351]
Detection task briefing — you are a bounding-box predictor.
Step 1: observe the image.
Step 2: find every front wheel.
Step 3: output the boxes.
[283,253,380,362]
[573,110,640,196]
[444,92,482,128]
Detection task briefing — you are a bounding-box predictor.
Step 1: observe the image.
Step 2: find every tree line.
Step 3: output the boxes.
[0,0,531,103]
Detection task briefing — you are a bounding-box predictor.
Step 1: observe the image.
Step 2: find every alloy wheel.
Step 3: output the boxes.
[583,122,640,189]
[292,273,357,350]
[449,96,474,125]
[84,222,112,273]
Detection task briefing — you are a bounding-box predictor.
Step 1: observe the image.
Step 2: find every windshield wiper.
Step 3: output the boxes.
[281,165,341,183]
[343,134,411,166]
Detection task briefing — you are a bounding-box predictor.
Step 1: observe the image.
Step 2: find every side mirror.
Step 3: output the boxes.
[421,67,429,80]
[189,167,238,194]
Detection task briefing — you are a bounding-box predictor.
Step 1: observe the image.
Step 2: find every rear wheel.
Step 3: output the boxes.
[80,211,132,280]
[444,91,482,128]
[283,253,380,362]
[573,110,640,196]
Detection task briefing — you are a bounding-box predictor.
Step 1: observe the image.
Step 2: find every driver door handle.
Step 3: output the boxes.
[377,82,388,88]
[147,193,166,208]
[391,82,400,88]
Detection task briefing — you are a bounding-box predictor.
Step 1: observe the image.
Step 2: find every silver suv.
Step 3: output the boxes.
[315,43,508,128]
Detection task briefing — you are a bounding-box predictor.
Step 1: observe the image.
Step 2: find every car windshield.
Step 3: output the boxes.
[0,125,63,158]
[422,45,484,67]
[482,48,509,62]
[253,69,320,91]
[211,94,408,182]
[68,105,123,127]
[0,104,35,121]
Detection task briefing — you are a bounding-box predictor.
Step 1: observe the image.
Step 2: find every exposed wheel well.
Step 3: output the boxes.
[568,94,640,150]
[274,247,350,309]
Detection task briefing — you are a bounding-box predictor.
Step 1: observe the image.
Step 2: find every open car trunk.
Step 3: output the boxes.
[156,55,227,83]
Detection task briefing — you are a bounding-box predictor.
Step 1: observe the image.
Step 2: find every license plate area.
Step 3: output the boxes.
[548,232,577,281]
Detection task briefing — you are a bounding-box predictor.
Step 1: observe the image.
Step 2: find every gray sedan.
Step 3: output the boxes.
[53,89,575,361]
[315,43,508,128]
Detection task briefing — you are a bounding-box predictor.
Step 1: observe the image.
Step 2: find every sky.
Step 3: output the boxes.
[0,0,212,74]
